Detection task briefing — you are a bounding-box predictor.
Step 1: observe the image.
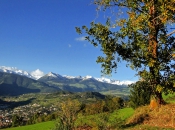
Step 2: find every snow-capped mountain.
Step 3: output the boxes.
[83,75,96,80]
[95,77,135,85]
[63,75,75,79]
[0,66,44,80]
[0,66,34,79]
[48,73,135,85]
[46,72,63,78]
[0,66,135,85]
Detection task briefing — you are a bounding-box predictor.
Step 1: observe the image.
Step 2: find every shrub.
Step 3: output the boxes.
[129,81,152,109]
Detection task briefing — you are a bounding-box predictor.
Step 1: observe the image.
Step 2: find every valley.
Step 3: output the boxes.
[0,67,132,129]
[0,92,121,129]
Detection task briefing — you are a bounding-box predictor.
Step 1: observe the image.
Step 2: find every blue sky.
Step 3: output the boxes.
[0,0,138,81]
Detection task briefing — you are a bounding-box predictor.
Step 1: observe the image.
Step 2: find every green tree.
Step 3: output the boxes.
[104,97,124,112]
[129,81,152,109]
[76,0,175,104]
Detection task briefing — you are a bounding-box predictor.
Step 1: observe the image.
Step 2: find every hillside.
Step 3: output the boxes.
[75,94,175,129]
[120,94,175,129]
[124,104,175,129]
[0,72,60,96]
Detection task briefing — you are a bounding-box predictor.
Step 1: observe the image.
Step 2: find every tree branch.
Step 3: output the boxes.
[166,30,175,37]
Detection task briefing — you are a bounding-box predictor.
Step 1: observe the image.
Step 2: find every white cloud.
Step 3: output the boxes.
[68,44,72,48]
[75,36,86,41]
[30,69,45,80]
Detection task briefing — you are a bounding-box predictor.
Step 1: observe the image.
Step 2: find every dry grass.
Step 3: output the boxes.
[126,106,150,125]
[126,103,175,129]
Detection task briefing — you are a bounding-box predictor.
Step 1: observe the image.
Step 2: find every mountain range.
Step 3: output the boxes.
[0,66,135,85]
[0,66,135,96]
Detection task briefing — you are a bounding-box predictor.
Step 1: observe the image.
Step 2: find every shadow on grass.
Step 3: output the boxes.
[120,114,149,129]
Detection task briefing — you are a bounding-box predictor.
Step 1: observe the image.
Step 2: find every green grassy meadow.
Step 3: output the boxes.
[2,121,55,130]
[75,107,134,129]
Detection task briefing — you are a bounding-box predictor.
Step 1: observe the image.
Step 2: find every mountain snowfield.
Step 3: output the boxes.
[0,66,136,85]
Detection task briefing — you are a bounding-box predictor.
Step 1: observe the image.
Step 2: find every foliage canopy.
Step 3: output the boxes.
[76,0,175,103]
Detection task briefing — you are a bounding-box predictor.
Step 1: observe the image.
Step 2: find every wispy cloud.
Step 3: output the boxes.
[75,36,86,41]
[68,44,72,48]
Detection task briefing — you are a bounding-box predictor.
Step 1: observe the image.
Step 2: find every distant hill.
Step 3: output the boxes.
[80,91,106,99]
[38,72,129,93]
[0,72,60,96]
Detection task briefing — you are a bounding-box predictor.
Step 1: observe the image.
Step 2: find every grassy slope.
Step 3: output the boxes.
[75,107,134,129]
[3,121,55,130]
[125,105,175,130]
[117,108,134,120]
[124,93,175,130]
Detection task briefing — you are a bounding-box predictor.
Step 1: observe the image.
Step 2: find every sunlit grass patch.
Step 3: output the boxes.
[116,107,134,120]
[126,103,175,129]
[75,107,134,129]
[163,93,175,103]
[3,121,55,130]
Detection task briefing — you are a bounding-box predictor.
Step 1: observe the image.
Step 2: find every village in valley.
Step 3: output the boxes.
[0,93,63,128]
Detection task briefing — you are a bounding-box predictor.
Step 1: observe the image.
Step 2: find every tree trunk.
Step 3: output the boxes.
[155,92,165,105]
[148,1,165,106]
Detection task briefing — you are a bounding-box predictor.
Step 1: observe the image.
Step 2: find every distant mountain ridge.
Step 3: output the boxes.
[42,72,135,86]
[0,71,60,96]
[0,66,134,96]
[0,66,135,85]
[38,72,130,93]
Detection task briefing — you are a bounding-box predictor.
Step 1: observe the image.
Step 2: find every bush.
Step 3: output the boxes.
[129,81,152,109]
